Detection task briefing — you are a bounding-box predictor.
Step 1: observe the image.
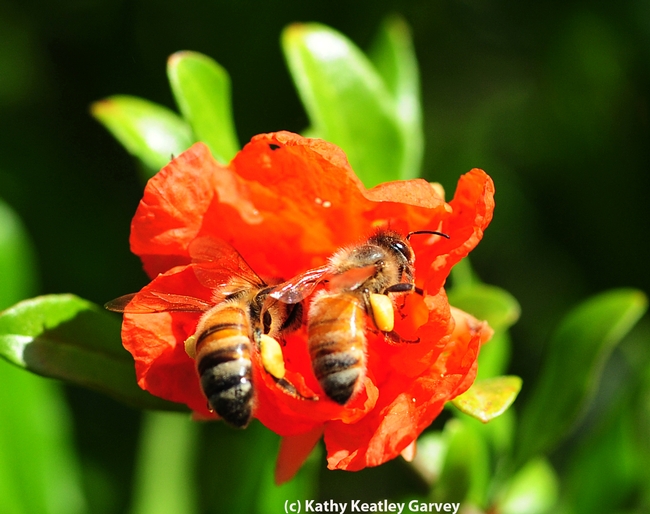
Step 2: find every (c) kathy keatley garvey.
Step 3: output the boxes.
[118,131,495,482]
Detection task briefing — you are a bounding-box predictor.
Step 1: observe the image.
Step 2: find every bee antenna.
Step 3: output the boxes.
[407,230,450,240]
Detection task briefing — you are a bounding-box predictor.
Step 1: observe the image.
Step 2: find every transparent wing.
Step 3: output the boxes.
[188,236,266,294]
[269,265,331,304]
[105,291,212,313]
[328,264,377,291]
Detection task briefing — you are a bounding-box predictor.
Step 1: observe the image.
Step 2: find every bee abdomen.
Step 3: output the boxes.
[308,294,366,405]
[310,346,363,405]
[197,338,253,428]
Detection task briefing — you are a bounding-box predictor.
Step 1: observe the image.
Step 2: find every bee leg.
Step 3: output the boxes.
[384,330,420,345]
[384,283,416,294]
[273,376,319,401]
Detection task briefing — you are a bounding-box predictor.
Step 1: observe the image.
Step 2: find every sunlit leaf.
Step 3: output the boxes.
[495,458,559,514]
[167,51,239,164]
[0,294,186,411]
[91,95,194,174]
[369,15,423,179]
[452,376,522,423]
[515,288,647,466]
[282,23,404,187]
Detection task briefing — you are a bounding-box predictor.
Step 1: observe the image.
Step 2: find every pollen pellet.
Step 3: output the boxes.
[369,293,395,332]
[260,334,286,379]
[184,335,197,358]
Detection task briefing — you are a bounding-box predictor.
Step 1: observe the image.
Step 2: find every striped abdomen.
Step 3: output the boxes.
[194,303,254,428]
[307,292,366,405]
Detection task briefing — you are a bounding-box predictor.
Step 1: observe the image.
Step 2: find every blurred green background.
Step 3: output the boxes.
[1,0,649,513]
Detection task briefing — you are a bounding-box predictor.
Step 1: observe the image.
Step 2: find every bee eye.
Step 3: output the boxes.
[391,240,411,260]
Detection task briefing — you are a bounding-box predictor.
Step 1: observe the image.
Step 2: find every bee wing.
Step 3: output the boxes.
[269,265,331,304]
[188,236,266,291]
[328,264,377,291]
[105,291,212,313]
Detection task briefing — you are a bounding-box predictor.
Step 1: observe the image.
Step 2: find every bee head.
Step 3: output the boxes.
[368,230,413,265]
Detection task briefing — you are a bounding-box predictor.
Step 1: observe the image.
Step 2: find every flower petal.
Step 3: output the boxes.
[121,265,213,416]
[275,425,324,485]
[412,168,495,292]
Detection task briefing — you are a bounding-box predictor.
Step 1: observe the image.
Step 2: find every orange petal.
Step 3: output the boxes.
[275,425,324,485]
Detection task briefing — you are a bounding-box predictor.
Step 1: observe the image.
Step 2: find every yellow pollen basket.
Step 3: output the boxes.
[370,293,395,332]
[184,335,197,358]
[260,334,286,379]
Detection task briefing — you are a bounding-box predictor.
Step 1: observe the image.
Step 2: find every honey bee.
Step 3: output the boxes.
[270,229,449,405]
[105,237,308,428]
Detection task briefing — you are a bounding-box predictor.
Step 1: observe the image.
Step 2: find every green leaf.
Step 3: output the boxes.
[282,23,405,187]
[448,282,520,379]
[432,418,490,507]
[91,95,194,174]
[558,394,640,514]
[408,431,447,487]
[197,421,318,513]
[0,294,186,411]
[449,257,481,290]
[0,360,88,514]
[255,435,320,514]
[515,288,648,466]
[448,283,521,334]
[495,458,559,514]
[452,376,522,423]
[0,198,38,310]
[167,51,239,164]
[369,15,423,180]
[130,412,199,514]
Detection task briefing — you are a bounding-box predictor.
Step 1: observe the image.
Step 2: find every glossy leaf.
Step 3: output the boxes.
[91,95,194,174]
[369,15,423,180]
[130,412,199,514]
[495,458,559,514]
[282,23,405,187]
[0,198,37,309]
[167,51,239,164]
[452,376,522,423]
[0,294,186,411]
[515,288,647,466]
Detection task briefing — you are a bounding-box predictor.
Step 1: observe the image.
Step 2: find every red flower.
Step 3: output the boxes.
[121,131,494,480]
